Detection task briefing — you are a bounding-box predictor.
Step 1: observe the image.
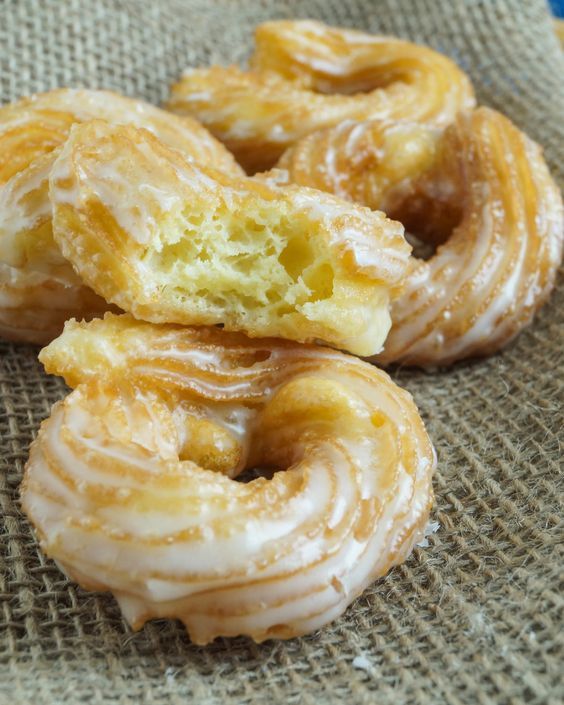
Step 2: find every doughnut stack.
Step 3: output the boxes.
[3,20,560,643]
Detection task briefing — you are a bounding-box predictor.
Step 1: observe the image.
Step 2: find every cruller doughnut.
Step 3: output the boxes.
[275,108,564,366]
[0,88,244,344]
[49,119,410,356]
[21,312,436,644]
[167,19,476,172]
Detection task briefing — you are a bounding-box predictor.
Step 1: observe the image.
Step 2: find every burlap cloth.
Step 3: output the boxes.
[1,0,563,703]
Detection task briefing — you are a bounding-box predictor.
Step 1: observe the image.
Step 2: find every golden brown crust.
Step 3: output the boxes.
[22,313,436,643]
[167,20,475,172]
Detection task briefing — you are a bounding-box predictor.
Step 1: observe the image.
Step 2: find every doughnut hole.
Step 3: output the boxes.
[385,127,466,250]
[352,123,464,250]
[370,123,464,251]
[278,119,465,256]
[225,377,374,484]
[248,376,373,470]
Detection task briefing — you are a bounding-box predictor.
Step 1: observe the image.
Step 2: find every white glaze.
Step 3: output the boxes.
[23,314,435,643]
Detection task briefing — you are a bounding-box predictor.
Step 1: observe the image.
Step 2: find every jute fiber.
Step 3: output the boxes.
[0,1,562,703]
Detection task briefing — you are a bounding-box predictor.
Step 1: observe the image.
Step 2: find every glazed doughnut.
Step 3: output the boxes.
[167,20,476,172]
[0,88,244,344]
[22,312,436,644]
[49,119,410,356]
[275,108,564,366]
[0,88,243,183]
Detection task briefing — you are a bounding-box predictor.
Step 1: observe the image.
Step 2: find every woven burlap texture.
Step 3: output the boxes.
[1,1,562,703]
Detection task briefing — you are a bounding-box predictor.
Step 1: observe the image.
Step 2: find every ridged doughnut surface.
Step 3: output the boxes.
[275,119,443,234]
[49,120,410,356]
[0,259,109,345]
[0,88,243,183]
[22,313,436,644]
[276,108,564,366]
[0,89,244,344]
[167,20,475,172]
